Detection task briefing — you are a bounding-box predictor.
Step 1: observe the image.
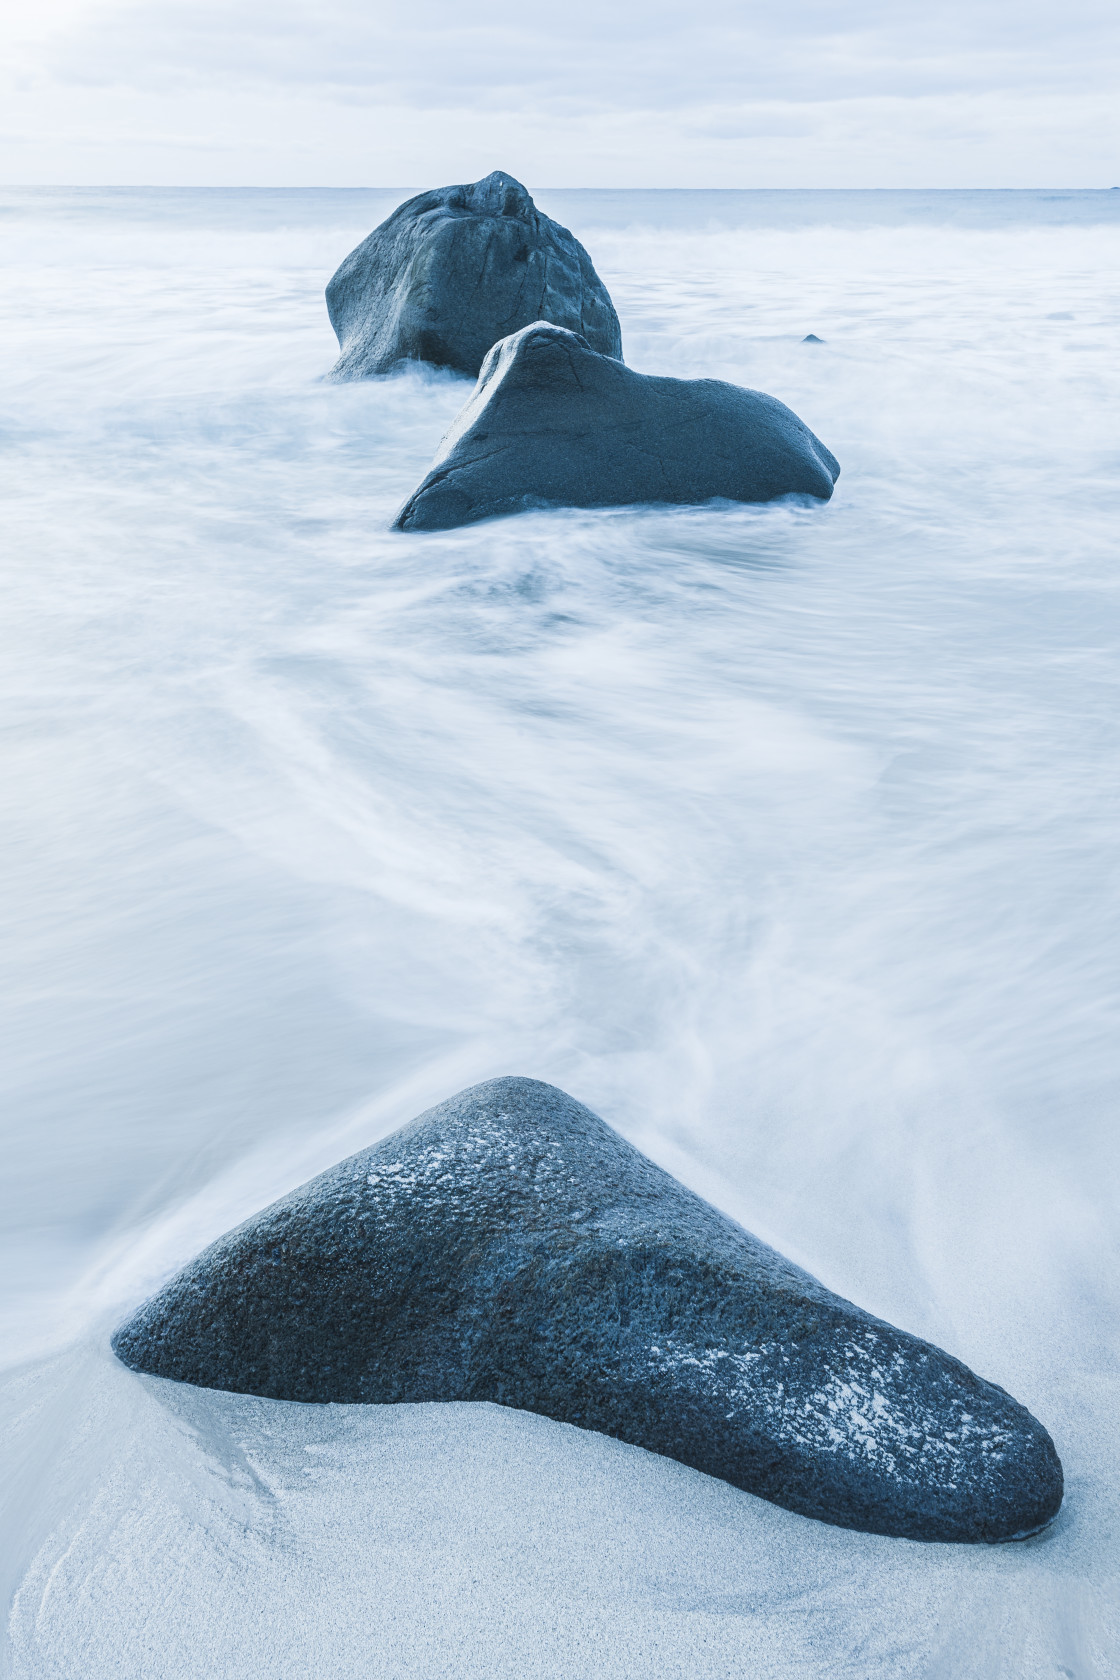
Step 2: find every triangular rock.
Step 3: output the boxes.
[113,1077,1061,1542]
[325,171,622,380]
[393,323,840,531]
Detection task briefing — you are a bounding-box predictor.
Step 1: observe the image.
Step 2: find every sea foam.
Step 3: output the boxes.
[1,186,1118,1676]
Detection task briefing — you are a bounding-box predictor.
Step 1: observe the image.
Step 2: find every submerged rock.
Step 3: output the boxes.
[325,171,622,380]
[113,1077,1061,1542]
[393,323,840,532]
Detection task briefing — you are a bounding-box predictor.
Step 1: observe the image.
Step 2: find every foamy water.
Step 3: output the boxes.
[1,187,1118,1676]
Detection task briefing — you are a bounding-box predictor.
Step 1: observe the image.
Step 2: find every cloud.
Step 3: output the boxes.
[39,0,1120,105]
[1,0,1118,182]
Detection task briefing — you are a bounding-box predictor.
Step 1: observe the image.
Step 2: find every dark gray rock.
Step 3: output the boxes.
[325,171,622,380]
[803,333,825,343]
[113,1076,1061,1543]
[393,323,840,532]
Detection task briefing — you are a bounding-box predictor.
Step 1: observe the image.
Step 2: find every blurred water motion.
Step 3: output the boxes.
[1,187,1118,1677]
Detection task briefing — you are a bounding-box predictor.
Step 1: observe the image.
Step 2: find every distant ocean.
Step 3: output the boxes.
[2,187,1118,1677]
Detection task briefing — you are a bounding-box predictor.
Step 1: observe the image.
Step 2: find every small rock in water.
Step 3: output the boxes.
[393,322,841,532]
[113,1076,1062,1543]
[324,171,622,380]
[803,332,826,343]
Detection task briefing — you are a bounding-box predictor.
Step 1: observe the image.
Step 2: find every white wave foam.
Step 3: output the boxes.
[2,187,1119,1674]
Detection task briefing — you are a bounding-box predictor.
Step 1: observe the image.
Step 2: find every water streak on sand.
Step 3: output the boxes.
[1,186,1119,1676]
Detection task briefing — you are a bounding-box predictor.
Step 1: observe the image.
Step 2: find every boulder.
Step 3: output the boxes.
[113,1076,1062,1543]
[393,323,840,532]
[325,171,623,380]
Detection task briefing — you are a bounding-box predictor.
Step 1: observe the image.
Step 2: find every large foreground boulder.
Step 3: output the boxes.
[394,323,840,531]
[325,171,622,380]
[113,1077,1061,1542]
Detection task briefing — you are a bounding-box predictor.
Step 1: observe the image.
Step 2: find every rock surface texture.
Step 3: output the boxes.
[325,172,623,380]
[393,323,840,531]
[113,1078,1062,1542]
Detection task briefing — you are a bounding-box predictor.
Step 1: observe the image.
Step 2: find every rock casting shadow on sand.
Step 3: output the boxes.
[113,1076,1062,1543]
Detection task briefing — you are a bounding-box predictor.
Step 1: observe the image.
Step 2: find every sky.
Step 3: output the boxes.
[1,0,1118,187]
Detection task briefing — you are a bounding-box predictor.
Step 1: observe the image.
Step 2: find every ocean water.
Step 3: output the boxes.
[1,186,1119,1677]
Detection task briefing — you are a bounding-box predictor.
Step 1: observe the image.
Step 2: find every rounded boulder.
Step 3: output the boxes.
[325,171,623,380]
[113,1077,1062,1543]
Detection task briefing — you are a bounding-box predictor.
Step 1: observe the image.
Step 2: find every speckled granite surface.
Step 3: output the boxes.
[113,1076,1061,1541]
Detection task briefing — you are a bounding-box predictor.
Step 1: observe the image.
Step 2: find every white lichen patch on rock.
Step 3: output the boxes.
[357,1117,585,1227]
[643,1328,1019,1491]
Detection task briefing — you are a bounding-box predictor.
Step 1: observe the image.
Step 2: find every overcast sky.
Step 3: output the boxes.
[2,0,1117,187]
